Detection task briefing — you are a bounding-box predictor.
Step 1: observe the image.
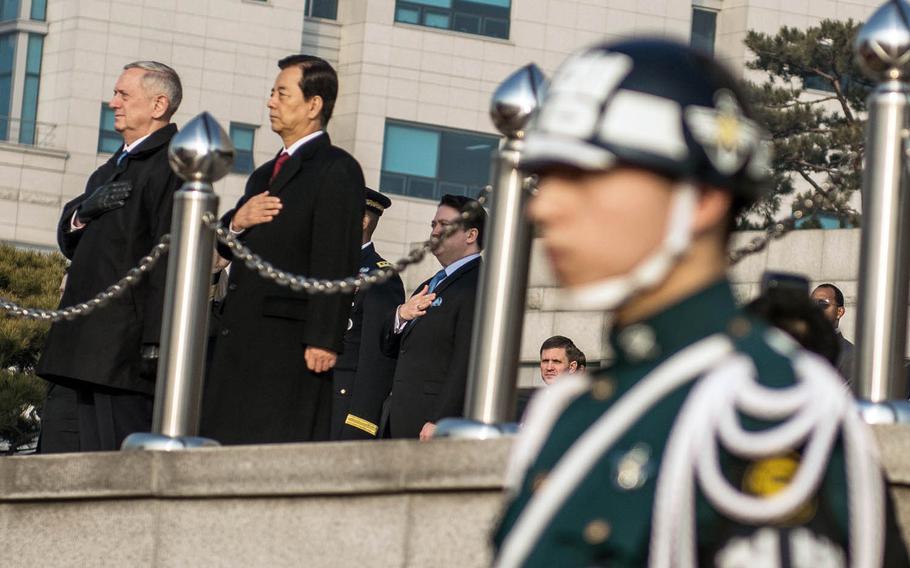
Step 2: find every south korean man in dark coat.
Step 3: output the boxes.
[331,189,405,440]
[201,55,364,444]
[37,61,183,452]
[382,195,486,440]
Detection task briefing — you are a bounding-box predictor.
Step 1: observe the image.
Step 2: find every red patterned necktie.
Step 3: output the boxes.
[270,151,290,183]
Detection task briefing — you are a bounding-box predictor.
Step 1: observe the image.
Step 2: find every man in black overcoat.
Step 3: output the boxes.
[331,188,405,440]
[201,55,364,444]
[382,195,486,440]
[36,61,184,452]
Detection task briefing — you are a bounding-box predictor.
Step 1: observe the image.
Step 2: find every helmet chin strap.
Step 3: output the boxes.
[559,182,699,312]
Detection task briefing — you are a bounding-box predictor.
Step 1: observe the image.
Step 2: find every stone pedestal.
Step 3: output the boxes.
[2,429,909,566]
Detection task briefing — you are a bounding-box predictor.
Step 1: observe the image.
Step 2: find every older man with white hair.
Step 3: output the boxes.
[37,61,183,453]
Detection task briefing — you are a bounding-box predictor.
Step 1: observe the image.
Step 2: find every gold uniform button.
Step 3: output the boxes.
[728,317,752,338]
[591,378,616,401]
[583,519,611,544]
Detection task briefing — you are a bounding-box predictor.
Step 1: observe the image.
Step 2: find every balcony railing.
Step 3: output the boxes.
[0,115,59,148]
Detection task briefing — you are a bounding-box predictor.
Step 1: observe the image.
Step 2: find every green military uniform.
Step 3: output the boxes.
[493,280,908,567]
[492,37,908,567]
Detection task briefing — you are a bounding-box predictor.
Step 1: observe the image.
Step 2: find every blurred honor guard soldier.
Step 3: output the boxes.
[330,189,405,440]
[36,62,183,452]
[201,55,364,444]
[382,195,486,440]
[493,40,908,567]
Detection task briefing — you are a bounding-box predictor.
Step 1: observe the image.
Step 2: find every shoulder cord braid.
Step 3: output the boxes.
[494,334,735,568]
[649,351,884,568]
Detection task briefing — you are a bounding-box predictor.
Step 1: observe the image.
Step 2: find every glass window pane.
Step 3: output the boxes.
[381,120,498,202]
[18,35,43,145]
[382,123,439,178]
[0,33,15,141]
[395,6,420,24]
[690,8,716,56]
[0,0,19,21]
[452,13,480,34]
[462,0,509,6]
[25,33,42,73]
[230,123,257,173]
[410,0,452,8]
[98,104,121,153]
[424,11,450,29]
[438,130,497,186]
[483,17,509,39]
[307,0,338,19]
[30,0,45,20]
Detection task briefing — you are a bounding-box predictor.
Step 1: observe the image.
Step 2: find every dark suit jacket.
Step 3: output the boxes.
[331,243,405,440]
[37,124,180,395]
[836,332,855,386]
[201,133,364,444]
[381,257,481,439]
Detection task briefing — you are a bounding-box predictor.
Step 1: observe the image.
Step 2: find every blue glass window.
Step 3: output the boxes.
[690,8,716,56]
[230,123,257,174]
[98,104,121,154]
[305,0,338,19]
[395,0,510,40]
[380,120,498,201]
[18,33,42,145]
[30,0,46,21]
[0,0,19,21]
[0,33,15,141]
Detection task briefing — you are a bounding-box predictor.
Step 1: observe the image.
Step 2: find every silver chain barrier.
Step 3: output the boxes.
[208,186,492,294]
[728,186,859,265]
[0,235,170,321]
[0,182,850,317]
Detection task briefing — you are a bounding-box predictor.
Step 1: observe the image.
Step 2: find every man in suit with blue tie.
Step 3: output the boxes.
[382,194,487,440]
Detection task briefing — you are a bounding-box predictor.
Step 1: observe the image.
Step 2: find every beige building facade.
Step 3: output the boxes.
[0,0,883,383]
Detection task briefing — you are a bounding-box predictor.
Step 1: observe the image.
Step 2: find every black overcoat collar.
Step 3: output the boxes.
[268,132,331,196]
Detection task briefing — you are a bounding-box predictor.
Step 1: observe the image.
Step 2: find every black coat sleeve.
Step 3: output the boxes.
[140,168,183,345]
[56,194,88,259]
[341,274,405,440]
[301,156,364,352]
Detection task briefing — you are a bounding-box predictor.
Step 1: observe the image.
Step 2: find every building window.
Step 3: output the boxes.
[97,104,121,154]
[29,0,45,21]
[394,0,511,40]
[690,7,717,56]
[0,33,14,141]
[0,0,19,21]
[230,122,257,174]
[305,0,338,19]
[380,120,499,201]
[18,33,42,145]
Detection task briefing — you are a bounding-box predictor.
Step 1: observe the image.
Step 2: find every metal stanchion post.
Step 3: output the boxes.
[435,64,545,439]
[853,1,910,423]
[122,112,235,449]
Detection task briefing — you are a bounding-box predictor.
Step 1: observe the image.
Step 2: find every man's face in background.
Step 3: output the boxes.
[540,347,577,385]
[811,286,843,329]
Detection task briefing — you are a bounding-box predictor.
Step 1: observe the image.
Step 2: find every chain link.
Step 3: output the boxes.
[208,186,492,294]
[0,235,170,321]
[728,186,858,265]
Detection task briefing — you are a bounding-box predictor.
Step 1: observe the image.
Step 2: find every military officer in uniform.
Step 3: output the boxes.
[492,39,909,567]
[331,189,405,440]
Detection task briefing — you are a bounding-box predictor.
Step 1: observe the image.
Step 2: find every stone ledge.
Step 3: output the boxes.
[0,438,512,501]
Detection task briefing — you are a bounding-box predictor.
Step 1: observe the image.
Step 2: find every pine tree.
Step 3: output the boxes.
[0,243,66,453]
[743,19,869,228]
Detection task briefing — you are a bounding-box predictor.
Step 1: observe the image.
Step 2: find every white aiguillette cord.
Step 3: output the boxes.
[649,349,884,568]
[494,334,735,568]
